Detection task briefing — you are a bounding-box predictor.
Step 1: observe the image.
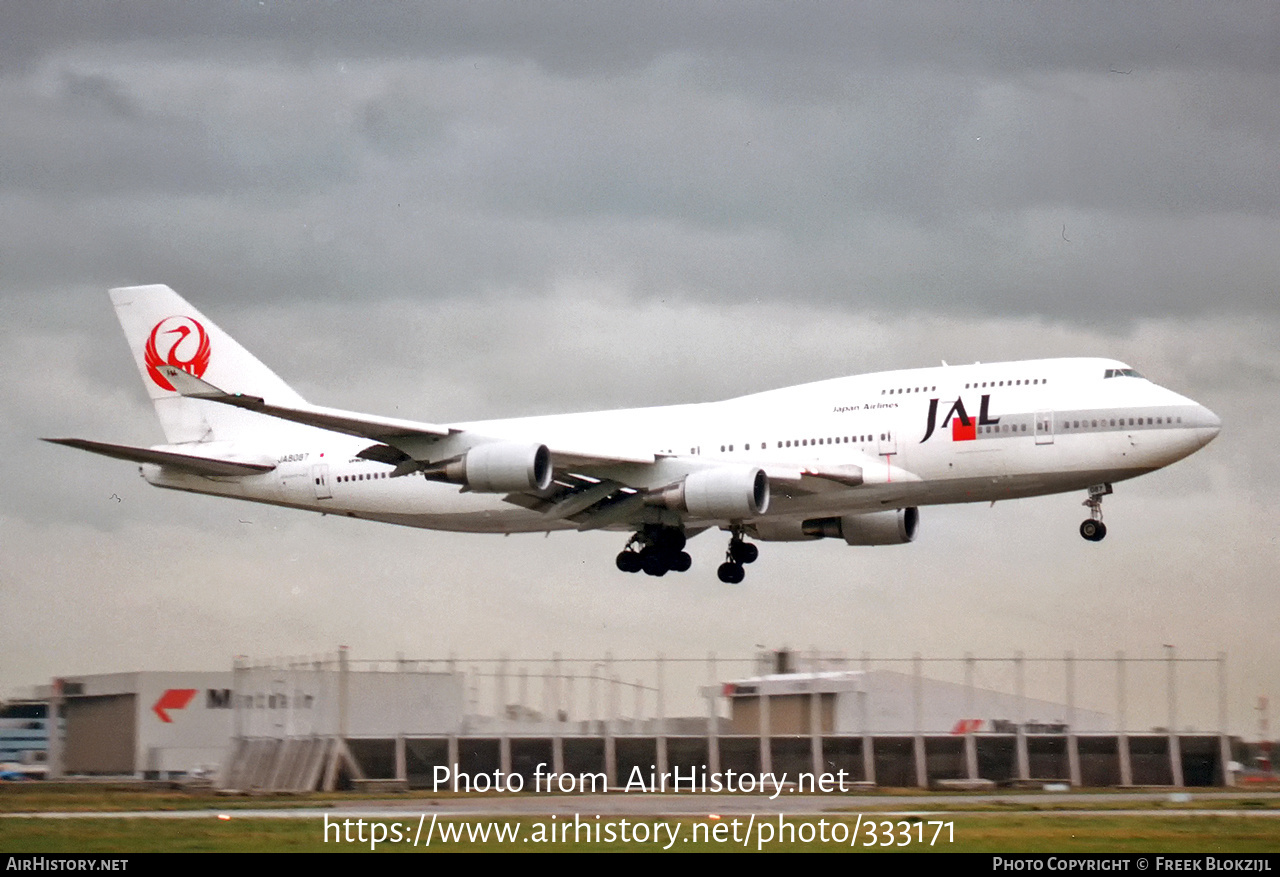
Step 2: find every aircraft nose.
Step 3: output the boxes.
[1196,404,1221,446]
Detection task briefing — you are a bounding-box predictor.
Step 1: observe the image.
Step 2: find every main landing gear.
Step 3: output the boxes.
[616,526,691,577]
[1079,483,1112,542]
[717,529,759,584]
[615,525,761,582]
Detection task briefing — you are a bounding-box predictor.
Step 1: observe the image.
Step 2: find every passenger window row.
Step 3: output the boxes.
[1061,414,1182,430]
[879,378,1050,394]
[717,434,890,454]
[882,385,937,395]
[709,409,1188,453]
[964,378,1047,389]
[337,472,390,483]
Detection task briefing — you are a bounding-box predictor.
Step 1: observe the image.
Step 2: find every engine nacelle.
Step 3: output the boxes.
[427,442,553,493]
[745,519,820,542]
[650,466,770,519]
[802,507,919,545]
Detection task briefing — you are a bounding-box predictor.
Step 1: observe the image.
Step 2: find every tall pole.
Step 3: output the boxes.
[706,652,720,776]
[1117,650,1132,786]
[912,653,927,788]
[1015,652,1029,782]
[1218,652,1233,787]
[964,653,978,781]
[1166,645,1184,786]
[861,652,875,785]
[656,653,668,778]
[1066,651,1081,786]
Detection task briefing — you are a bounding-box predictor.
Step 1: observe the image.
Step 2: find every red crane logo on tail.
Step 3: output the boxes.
[144,316,211,391]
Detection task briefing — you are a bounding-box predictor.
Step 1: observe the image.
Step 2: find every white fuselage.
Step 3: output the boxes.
[139,357,1219,537]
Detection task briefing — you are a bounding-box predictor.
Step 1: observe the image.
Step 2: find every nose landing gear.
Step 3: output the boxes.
[1080,483,1112,542]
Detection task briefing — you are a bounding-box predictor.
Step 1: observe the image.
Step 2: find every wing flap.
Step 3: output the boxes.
[43,438,275,477]
[540,479,623,519]
[571,490,647,530]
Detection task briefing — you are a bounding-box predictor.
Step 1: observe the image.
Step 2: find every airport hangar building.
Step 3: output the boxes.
[30,653,1239,791]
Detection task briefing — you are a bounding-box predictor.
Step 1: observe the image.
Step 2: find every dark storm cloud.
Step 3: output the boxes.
[0,2,1273,324]
[3,1,1278,76]
[0,68,356,200]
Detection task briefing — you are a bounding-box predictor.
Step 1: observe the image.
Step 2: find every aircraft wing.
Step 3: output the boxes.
[547,447,657,467]
[158,366,454,442]
[160,365,656,468]
[158,366,909,526]
[43,438,276,477]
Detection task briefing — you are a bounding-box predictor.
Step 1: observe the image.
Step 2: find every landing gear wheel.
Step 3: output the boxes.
[620,527,693,576]
[616,551,642,573]
[1080,483,1112,542]
[1079,520,1107,542]
[717,562,745,584]
[640,548,669,577]
[729,541,759,564]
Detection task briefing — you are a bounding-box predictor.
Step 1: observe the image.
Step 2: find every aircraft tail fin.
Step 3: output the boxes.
[109,284,309,445]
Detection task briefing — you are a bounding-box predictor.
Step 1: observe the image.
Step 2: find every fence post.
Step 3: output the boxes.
[964,653,978,780]
[1167,646,1183,787]
[1066,651,1081,786]
[1117,651,1132,786]
[1218,652,1234,787]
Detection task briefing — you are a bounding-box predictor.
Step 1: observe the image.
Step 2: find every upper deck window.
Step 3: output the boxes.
[1104,368,1143,379]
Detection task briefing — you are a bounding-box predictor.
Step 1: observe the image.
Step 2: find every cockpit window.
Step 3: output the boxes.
[1104,368,1143,379]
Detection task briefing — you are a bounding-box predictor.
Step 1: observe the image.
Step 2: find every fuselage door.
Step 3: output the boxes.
[311,463,333,499]
[878,428,898,457]
[1034,410,1055,445]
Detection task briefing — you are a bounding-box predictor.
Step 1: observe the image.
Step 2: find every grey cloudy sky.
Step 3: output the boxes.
[1,2,1277,731]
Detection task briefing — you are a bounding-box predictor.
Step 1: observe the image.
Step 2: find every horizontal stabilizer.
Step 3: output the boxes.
[43,438,276,477]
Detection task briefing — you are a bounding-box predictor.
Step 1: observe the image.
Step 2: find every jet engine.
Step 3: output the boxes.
[649,466,770,519]
[800,507,919,545]
[422,442,553,493]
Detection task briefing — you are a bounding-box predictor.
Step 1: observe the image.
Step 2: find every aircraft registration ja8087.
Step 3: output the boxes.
[47,285,1221,583]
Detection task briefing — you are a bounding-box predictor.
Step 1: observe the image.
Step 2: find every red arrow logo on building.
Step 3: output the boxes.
[153,688,197,723]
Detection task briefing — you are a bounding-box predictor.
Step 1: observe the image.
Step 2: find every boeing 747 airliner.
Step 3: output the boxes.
[46,285,1221,583]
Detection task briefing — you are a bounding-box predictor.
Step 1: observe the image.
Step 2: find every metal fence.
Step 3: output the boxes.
[230,648,1233,738]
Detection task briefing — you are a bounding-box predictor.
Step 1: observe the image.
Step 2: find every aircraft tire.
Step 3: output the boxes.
[1079,520,1105,541]
[669,551,692,573]
[641,549,669,576]
[616,551,642,573]
[731,541,759,564]
[717,562,745,584]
